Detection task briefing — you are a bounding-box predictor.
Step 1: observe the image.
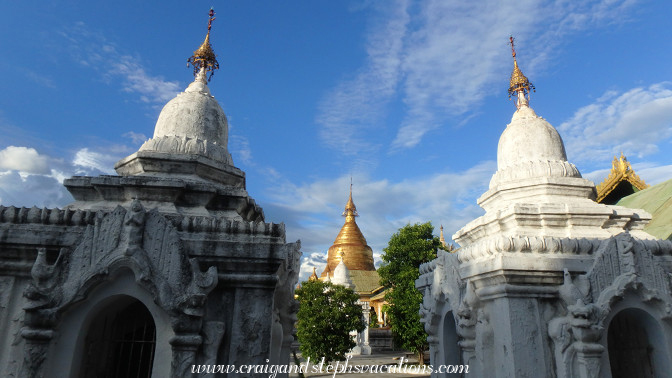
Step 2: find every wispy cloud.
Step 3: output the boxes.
[229,134,253,166]
[316,0,409,161]
[123,131,148,145]
[317,0,641,154]
[61,22,180,104]
[73,147,126,175]
[559,82,672,164]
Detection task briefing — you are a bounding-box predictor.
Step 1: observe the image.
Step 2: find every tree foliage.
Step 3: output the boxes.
[295,279,365,362]
[378,222,440,364]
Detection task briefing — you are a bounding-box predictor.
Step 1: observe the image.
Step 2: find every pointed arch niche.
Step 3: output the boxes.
[606,307,672,378]
[45,269,173,378]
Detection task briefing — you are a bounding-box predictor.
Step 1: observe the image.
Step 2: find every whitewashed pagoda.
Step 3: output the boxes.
[0,9,301,378]
[416,37,672,377]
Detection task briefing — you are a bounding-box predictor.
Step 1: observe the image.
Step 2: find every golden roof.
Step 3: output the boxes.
[596,153,649,203]
[187,8,220,81]
[321,187,376,278]
[507,36,535,107]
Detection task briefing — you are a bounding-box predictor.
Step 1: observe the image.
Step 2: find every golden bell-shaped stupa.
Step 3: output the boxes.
[320,188,376,277]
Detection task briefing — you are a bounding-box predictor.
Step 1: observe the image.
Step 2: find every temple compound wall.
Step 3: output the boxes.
[416,51,672,378]
[0,15,301,377]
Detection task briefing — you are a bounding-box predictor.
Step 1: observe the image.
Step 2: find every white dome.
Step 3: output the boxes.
[488,105,581,189]
[497,106,566,170]
[154,75,228,146]
[138,71,232,165]
[332,260,354,289]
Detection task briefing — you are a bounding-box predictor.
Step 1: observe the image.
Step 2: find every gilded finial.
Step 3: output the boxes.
[187,8,220,81]
[309,267,319,281]
[508,36,535,109]
[343,180,358,219]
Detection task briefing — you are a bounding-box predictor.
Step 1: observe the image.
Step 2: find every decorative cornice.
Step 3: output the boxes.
[456,235,602,263]
[0,206,95,226]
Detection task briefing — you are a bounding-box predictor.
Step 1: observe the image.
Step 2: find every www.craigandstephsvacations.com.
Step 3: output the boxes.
[191,356,469,376]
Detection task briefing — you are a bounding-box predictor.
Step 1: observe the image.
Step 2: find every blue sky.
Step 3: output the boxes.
[2,1,672,281]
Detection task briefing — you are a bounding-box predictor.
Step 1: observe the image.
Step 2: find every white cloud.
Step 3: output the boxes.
[0,146,50,174]
[317,0,640,155]
[559,82,672,164]
[0,171,72,208]
[61,22,180,104]
[111,55,181,103]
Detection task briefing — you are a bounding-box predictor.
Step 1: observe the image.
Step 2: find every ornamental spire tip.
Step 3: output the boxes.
[187,8,220,82]
[508,36,535,109]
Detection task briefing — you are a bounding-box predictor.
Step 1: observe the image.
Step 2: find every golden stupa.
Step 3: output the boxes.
[320,187,376,277]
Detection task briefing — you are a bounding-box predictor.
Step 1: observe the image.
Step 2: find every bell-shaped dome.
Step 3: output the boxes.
[153,70,228,147]
[498,106,567,169]
[321,188,375,278]
[137,69,232,165]
[332,258,355,289]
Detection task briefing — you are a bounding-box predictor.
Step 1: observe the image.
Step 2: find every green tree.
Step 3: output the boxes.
[378,222,440,365]
[295,279,365,362]
[369,309,379,328]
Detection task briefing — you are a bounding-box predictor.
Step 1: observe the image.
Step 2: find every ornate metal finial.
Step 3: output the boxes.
[508,36,535,109]
[187,8,220,81]
[343,181,358,218]
[309,267,319,281]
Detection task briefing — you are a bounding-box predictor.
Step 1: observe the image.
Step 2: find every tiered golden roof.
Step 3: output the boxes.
[187,8,220,81]
[508,36,535,108]
[596,153,649,204]
[308,267,319,281]
[321,188,376,278]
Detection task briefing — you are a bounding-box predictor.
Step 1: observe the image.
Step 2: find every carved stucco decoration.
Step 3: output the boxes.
[548,232,672,378]
[139,135,233,166]
[418,252,473,365]
[457,235,601,263]
[272,241,302,351]
[21,199,218,378]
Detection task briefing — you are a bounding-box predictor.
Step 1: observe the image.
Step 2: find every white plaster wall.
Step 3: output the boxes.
[0,275,29,377]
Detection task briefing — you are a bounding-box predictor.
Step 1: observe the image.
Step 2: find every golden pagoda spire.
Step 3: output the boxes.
[508,36,535,109]
[320,183,375,277]
[187,8,220,81]
[343,178,358,221]
[309,267,318,281]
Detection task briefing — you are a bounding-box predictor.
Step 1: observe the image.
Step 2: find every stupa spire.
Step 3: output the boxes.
[343,178,358,220]
[439,225,446,247]
[508,36,535,109]
[320,183,375,277]
[187,8,220,81]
